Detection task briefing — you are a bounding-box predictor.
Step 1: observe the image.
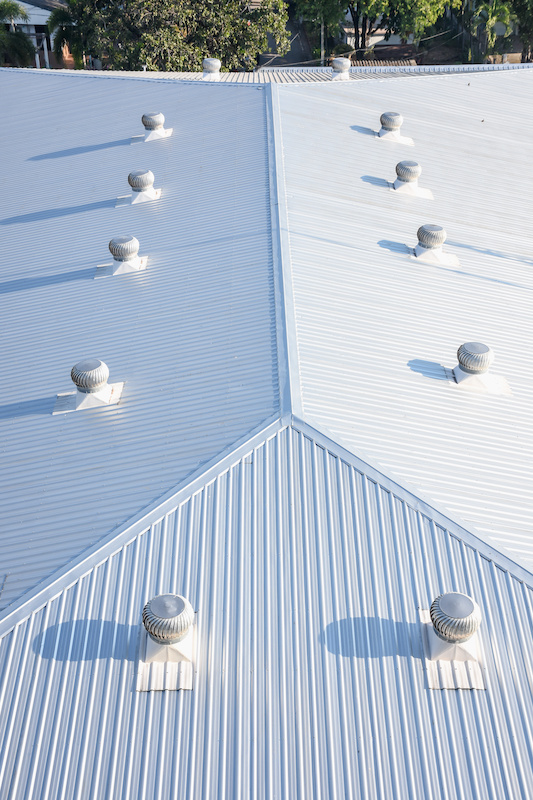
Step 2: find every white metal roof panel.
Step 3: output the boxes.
[0,71,279,610]
[1,422,533,799]
[276,71,533,570]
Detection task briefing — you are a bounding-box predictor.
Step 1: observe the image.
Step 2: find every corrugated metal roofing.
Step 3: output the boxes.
[1,422,533,799]
[0,71,279,610]
[276,70,533,570]
[2,66,533,800]
[7,62,531,84]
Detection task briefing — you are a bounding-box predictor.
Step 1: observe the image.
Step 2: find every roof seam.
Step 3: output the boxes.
[267,83,303,417]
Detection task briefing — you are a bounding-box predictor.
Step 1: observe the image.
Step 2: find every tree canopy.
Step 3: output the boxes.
[0,0,35,66]
[49,0,290,71]
[295,0,462,51]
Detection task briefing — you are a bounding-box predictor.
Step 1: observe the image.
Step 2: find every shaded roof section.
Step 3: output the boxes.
[276,70,533,570]
[1,421,533,799]
[0,71,280,610]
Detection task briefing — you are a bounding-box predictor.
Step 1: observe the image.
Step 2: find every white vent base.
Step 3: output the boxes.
[420,610,485,690]
[53,382,124,414]
[145,127,173,142]
[378,128,414,146]
[95,256,147,278]
[411,245,459,266]
[136,625,195,692]
[392,179,434,199]
[202,72,220,81]
[453,365,512,396]
[131,187,161,205]
[331,71,350,81]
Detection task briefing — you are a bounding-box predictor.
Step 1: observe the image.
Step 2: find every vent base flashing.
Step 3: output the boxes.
[95,256,147,278]
[53,382,124,414]
[392,179,433,199]
[411,244,459,266]
[453,365,512,396]
[378,128,414,146]
[136,623,195,691]
[145,127,173,142]
[420,610,485,690]
[131,187,161,205]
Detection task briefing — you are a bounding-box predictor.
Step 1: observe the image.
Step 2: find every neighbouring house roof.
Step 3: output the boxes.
[1,64,533,799]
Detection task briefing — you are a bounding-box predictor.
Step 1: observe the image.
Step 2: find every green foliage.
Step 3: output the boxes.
[512,0,533,59]
[50,0,290,71]
[295,0,462,53]
[470,0,514,53]
[382,0,461,41]
[0,0,34,66]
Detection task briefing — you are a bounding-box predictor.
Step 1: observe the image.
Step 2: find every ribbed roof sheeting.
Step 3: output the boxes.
[0,72,278,610]
[1,423,533,799]
[7,63,531,85]
[277,71,533,570]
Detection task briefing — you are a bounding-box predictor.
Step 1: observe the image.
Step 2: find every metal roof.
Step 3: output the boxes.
[1,421,533,799]
[11,61,532,83]
[0,71,279,610]
[2,66,533,799]
[275,70,533,570]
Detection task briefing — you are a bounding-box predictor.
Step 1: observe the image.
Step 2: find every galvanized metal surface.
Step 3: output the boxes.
[0,71,279,610]
[276,71,533,570]
[4,63,531,85]
[1,423,533,799]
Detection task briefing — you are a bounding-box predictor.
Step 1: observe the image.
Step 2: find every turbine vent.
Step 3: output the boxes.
[380,111,403,132]
[331,57,350,80]
[109,235,140,262]
[430,593,481,644]
[127,169,161,204]
[378,111,413,144]
[71,358,109,394]
[416,224,446,250]
[395,161,421,183]
[457,342,494,375]
[143,594,195,645]
[140,112,172,141]
[142,112,164,131]
[203,58,221,80]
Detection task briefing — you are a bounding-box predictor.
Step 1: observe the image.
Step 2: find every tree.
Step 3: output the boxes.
[382,0,461,43]
[346,1,389,51]
[470,0,514,55]
[48,0,107,68]
[295,0,462,55]
[512,0,533,59]
[0,0,35,66]
[52,0,290,71]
